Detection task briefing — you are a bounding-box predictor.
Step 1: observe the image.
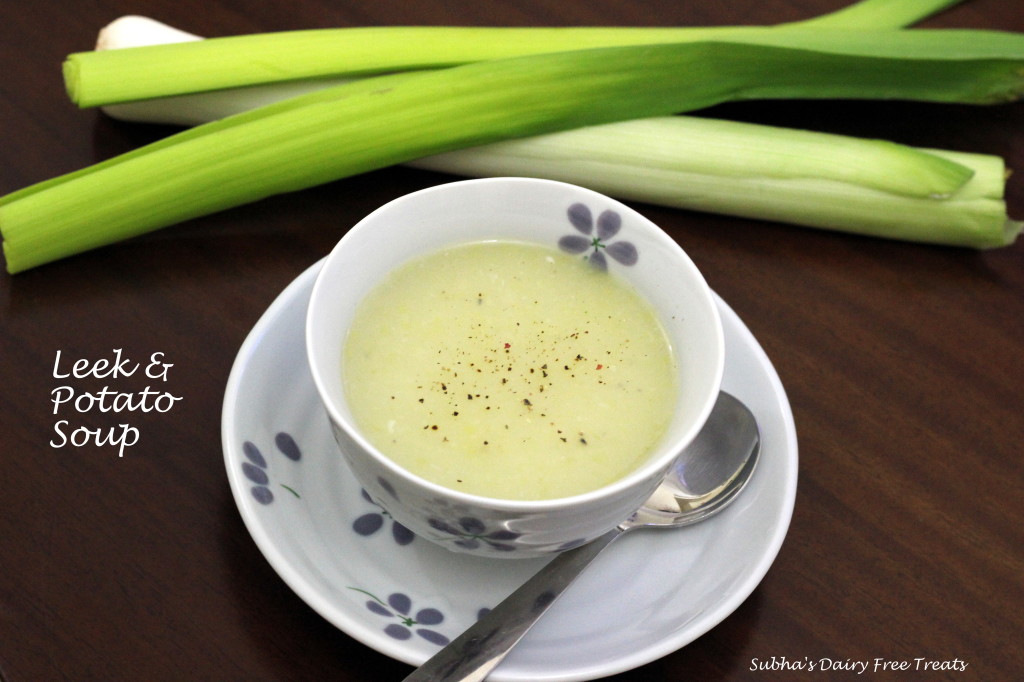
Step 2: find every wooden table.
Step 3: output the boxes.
[2,1,1021,680]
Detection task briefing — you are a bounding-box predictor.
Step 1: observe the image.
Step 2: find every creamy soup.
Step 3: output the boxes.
[342,240,677,500]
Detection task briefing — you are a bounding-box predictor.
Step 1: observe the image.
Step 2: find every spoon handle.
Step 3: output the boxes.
[402,527,625,681]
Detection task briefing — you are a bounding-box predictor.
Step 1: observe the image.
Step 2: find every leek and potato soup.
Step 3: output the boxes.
[342,241,678,500]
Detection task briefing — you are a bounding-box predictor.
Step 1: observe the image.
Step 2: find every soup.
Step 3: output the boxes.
[342,240,677,500]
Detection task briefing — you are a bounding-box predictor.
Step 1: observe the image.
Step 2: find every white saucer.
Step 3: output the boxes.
[222,259,798,681]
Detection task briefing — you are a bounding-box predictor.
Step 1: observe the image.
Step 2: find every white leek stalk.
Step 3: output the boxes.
[413,120,1017,248]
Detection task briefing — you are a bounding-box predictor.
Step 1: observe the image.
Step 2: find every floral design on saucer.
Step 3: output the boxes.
[353,589,452,645]
[558,203,639,271]
[240,432,302,504]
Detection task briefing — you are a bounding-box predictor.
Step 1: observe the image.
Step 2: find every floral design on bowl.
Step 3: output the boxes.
[427,516,520,552]
[352,589,451,645]
[353,489,415,546]
[376,476,400,500]
[558,203,639,271]
[240,433,302,505]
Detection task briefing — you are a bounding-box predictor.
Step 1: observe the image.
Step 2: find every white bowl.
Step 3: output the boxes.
[306,178,723,558]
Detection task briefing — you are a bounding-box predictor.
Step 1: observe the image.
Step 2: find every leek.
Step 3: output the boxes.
[85,12,1019,250]
[93,0,972,126]
[793,0,966,29]
[64,0,970,108]
[410,118,1019,248]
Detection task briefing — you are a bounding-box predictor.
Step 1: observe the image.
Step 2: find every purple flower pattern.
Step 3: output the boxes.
[353,590,451,645]
[241,433,302,505]
[427,516,520,552]
[353,489,415,545]
[558,203,639,271]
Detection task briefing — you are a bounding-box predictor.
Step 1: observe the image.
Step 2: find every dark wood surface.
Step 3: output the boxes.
[2,1,1022,680]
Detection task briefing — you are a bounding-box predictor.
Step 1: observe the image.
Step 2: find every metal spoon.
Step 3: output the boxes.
[403,391,761,682]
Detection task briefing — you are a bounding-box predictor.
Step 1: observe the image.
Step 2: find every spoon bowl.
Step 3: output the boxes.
[638,391,760,526]
[404,391,761,681]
